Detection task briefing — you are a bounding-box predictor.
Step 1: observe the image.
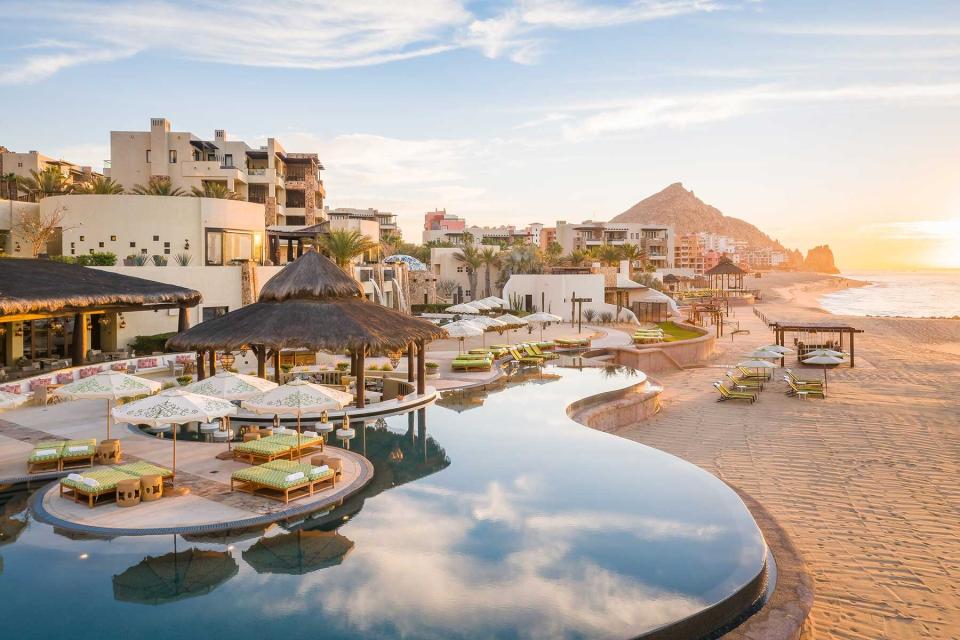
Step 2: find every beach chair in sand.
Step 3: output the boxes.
[784,378,826,399]
[510,348,543,366]
[725,371,763,392]
[784,368,823,388]
[713,382,756,404]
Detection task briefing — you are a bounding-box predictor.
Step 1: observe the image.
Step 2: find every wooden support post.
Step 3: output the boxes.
[273,350,281,383]
[71,313,87,366]
[209,349,217,375]
[849,332,855,368]
[350,351,358,377]
[356,348,366,409]
[196,350,206,380]
[177,306,189,333]
[416,338,426,395]
[407,342,415,383]
[255,345,266,379]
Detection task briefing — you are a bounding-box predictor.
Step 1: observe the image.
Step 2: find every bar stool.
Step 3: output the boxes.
[141,474,163,501]
[117,478,141,507]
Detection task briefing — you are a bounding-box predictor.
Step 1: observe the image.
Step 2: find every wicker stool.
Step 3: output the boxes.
[243,433,261,443]
[117,478,141,507]
[240,425,259,436]
[311,455,343,479]
[140,474,163,501]
[95,439,122,464]
[258,428,274,438]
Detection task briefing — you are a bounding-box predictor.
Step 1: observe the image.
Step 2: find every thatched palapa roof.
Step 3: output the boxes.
[704,258,747,276]
[168,250,446,352]
[0,258,201,319]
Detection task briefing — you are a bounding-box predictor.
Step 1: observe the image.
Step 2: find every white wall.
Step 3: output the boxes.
[0,199,39,255]
[503,273,639,323]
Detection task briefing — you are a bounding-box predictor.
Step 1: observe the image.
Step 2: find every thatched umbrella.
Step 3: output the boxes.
[54,372,161,438]
[243,529,354,575]
[167,251,446,401]
[113,540,238,605]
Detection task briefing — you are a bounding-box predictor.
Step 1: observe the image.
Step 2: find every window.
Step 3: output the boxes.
[146,150,151,163]
[456,266,464,272]
[130,241,136,248]
[153,235,159,241]
[169,150,177,163]
[163,242,170,248]
[206,231,223,265]
[110,235,117,241]
[79,235,85,241]
[98,242,104,248]
[202,306,228,322]
[223,154,233,167]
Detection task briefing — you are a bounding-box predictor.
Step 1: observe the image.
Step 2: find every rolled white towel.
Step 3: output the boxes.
[81,477,100,488]
[284,471,305,483]
[67,473,83,482]
[310,465,330,475]
[34,448,58,457]
[275,427,292,435]
[67,445,89,453]
[302,430,318,438]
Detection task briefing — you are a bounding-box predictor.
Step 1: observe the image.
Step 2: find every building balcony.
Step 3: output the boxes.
[180,162,247,183]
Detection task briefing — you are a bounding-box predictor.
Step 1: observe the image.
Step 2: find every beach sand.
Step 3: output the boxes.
[614,272,960,639]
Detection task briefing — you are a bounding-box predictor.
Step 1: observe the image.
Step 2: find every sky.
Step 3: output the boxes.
[2,0,960,270]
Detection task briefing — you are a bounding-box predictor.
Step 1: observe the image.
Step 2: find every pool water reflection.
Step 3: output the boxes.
[0,365,766,639]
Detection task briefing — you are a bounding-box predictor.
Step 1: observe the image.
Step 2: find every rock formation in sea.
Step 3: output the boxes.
[802,245,840,273]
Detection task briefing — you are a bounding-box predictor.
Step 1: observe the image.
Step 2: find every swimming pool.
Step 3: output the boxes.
[0,364,767,639]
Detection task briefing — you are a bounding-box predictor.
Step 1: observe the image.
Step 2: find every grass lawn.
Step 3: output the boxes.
[657,321,702,342]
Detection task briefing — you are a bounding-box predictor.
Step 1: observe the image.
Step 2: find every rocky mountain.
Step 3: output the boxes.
[802,245,839,274]
[611,182,785,251]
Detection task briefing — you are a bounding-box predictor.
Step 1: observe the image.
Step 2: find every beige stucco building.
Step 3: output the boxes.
[0,147,99,200]
[555,220,674,268]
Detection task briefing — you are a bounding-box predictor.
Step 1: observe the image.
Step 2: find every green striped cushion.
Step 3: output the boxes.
[234,440,291,455]
[116,462,173,478]
[60,469,132,494]
[29,442,65,462]
[61,440,96,458]
[262,460,332,482]
[268,434,322,448]
[231,466,311,489]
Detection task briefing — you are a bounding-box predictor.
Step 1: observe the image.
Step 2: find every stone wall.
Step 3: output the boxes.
[409,270,438,306]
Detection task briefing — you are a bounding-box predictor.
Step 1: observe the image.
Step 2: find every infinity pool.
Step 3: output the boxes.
[0,364,767,639]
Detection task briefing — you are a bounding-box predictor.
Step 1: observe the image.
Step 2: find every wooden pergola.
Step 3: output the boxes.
[167,250,446,408]
[704,258,747,292]
[770,321,863,367]
[0,259,200,366]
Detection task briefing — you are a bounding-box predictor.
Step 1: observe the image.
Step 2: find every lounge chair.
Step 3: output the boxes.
[59,439,97,471]
[524,344,558,360]
[452,356,493,371]
[269,432,325,457]
[555,337,590,348]
[457,352,493,360]
[785,378,826,399]
[784,368,823,387]
[115,461,175,487]
[736,366,770,381]
[233,438,294,464]
[509,347,543,366]
[725,371,763,391]
[27,440,66,474]
[230,461,335,504]
[535,341,556,351]
[59,469,135,508]
[713,382,756,404]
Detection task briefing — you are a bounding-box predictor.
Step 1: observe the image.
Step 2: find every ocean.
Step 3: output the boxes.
[820,271,960,318]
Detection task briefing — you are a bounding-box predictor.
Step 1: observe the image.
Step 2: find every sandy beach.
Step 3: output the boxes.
[614,272,960,639]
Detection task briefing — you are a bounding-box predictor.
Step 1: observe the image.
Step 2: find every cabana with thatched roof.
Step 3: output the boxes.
[167,250,446,407]
[0,258,201,366]
[704,258,747,292]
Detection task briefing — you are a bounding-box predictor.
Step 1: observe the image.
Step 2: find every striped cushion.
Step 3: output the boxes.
[60,440,96,458]
[233,439,291,455]
[60,469,133,494]
[231,466,312,489]
[29,441,65,462]
[116,462,173,478]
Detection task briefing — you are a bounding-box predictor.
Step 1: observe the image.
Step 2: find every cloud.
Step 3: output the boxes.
[753,24,960,37]
[0,0,731,81]
[862,219,960,241]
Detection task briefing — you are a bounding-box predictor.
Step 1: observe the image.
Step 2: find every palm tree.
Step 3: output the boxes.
[17,167,73,201]
[73,175,125,194]
[191,182,242,200]
[130,176,186,196]
[319,229,379,268]
[453,244,483,300]
[543,241,564,266]
[567,249,590,266]
[479,247,500,297]
[590,244,622,266]
[619,243,647,273]
[0,173,18,200]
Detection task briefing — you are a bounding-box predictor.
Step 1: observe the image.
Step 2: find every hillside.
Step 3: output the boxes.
[611,182,784,250]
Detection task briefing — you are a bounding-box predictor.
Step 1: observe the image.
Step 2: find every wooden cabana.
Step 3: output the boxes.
[704,258,747,292]
[0,259,200,367]
[167,250,446,408]
[770,320,863,367]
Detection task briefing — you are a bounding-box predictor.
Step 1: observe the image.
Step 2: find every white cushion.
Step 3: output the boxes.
[67,473,83,482]
[284,471,305,483]
[302,430,318,438]
[81,477,100,488]
[35,448,58,457]
[275,427,292,435]
[67,445,89,453]
[310,465,329,475]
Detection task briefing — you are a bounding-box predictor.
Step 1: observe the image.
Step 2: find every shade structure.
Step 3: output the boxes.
[746,348,784,360]
[802,354,845,392]
[243,530,354,575]
[242,378,353,448]
[0,391,29,410]
[442,319,484,353]
[469,300,493,310]
[167,251,446,354]
[54,372,162,438]
[525,312,563,341]
[182,371,278,401]
[113,547,239,605]
[738,359,776,381]
[760,344,794,354]
[495,313,528,327]
[804,348,845,358]
[112,389,237,480]
[465,316,505,347]
[446,303,482,314]
[482,296,509,308]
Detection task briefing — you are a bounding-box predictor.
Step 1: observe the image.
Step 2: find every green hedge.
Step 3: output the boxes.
[50,252,118,266]
[130,332,176,354]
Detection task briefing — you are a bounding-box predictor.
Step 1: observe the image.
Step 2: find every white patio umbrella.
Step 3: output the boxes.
[760,344,794,354]
[242,378,353,449]
[442,319,484,353]
[495,313,529,342]
[802,354,845,392]
[738,359,777,380]
[468,316,506,347]
[483,296,509,308]
[746,348,784,360]
[183,372,278,451]
[469,300,492,310]
[0,391,28,410]
[446,303,482,314]
[55,371,162,439]
[112,389,237,484]
[525,312,563,342]
[804,348,845,358]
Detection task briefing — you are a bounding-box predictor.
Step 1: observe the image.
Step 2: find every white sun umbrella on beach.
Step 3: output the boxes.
[443,319,485,353]
[802,354,845,392]
[0,391,28,410]
[469,300,492,310]
[738,359,777,380]
[183,372,279,451]
[746,348,784,360]
[242,378,354,449]
[468,316,506,347]
[486,296,509,308]
[495,313,528,343]
[804,348,845,358]
[525,312,564,342]
[112,389,237,484]
[760,344,794,354]
[446,303,482,314]
[55,371,162,439]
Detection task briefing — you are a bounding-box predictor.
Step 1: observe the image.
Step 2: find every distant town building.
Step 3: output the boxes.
[0,146,100,199]
[423,209,466,244]
[555,220,675,268]
[326,207,399,239]
[674,233,705,275]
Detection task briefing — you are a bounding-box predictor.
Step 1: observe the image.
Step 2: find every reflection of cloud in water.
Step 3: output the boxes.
[265,478,710,639]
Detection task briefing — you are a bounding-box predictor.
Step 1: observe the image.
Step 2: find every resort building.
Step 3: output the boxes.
[743,247,788,268]
[422,209,466,244]
[106,117,325,226]
[422,210,543,247]
[554,220,674,268]
[429,245,503,301]
[325,207,399,240]
[674,233,706,275]
[0,146,100,200]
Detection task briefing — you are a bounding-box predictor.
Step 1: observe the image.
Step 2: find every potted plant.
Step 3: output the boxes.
[425,361,440,379]
[176,375,193,386]
[336,361,349,372]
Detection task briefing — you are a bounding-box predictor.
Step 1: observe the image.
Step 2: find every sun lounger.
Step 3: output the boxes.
[268,433,325,457]
[59,469,135,508]
[509,347,543,366]
[523,344,558,360]
[233,438,294,464]
[535,341,556,351]
[725,371,763,391]
[713,382,756,404]
[736,366,771,381]
[27,440,66,474]
[457,352,493,360]
[555,337,590,348]
[60,439,96,471]
[785,378,826,399]
[231,461,336,504]
[115,461,175,487]
[452,356,493,371]
[784,368,823,387]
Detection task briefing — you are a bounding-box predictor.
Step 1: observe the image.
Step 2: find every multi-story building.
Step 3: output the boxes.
[743,247,788,268]
[423,209,466,244]
[106,117,325,227]
[697,232,747,261]
[429,245,503,301]
[674,233,705,275]
[540,226,557,248]
[0,147,99,200]
[326,207,399,240]
[555,220,674,268]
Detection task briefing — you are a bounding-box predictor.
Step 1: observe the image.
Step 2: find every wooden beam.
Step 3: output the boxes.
[407,342,415,383]
[209,349,217,375]
[71,312,86,366]
[356,348,366,408]
[416,338,426,395]
[273,350,281,383]
[849,331,855,368]
[177,306,189,333]
[196,350,206,380]
[255,344,266,379]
